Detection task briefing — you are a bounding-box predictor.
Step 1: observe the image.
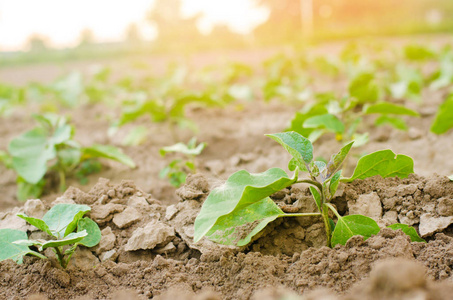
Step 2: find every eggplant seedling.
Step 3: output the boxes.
[0,204,101,269]
[159,137,206,187]
[194,132,424,247]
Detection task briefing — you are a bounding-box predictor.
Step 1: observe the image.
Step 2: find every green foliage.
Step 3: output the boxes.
[0,229,46,264]
[387,224,425,243]
[194,132,421,248]
[341,150,414,182]
[331,215,380,247]
[159,138,206,187]
[0,204,101,268]
[404,44,435,61]
[348,72,380,104]
[0,114,135,201]
[431,94,453,134]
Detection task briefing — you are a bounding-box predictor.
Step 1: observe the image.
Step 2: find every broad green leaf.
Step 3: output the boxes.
[327,141,354,175]
[40,231,87,250]
[42,204,91,238]
[17,214,53,237]
[342,150,414,182]
[387,224,425,243]
[77,217,101,247]
[364,103,419,116]
[331,215,380,247]
[303,114,345,133]
[8,128,55,184]
[448,175,453,181]
[0,229,46,263]
[82,144,136,168]
[12,155,48,184]
[375,115,408,131]
[194,168,297,243]
[206,197,283,246]
[431,95,453,134]
[266,132,313,165]
[8,128,50,158]
[329,170,342,196]
[309,186,321,211]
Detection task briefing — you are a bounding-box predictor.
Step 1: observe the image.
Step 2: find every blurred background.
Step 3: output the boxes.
[1,0,453,66]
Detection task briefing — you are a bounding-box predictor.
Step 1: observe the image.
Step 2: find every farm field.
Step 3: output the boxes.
[1,35,453,299]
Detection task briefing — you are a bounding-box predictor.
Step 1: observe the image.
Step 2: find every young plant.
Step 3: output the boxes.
[0,113,136,201]
[431,93,453,135]
[194,132,423,248]
[159,137,206,187]
[288,73,420,147]
[0,204,101,269]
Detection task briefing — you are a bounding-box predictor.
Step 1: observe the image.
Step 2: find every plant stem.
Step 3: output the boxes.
[296,179,322,190]
[321,203,332,247]
[54,247,67,269]
[281,212,321,218]
[58,168,66,192]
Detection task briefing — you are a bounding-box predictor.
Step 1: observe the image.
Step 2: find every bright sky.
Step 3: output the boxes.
[0,0,269,51]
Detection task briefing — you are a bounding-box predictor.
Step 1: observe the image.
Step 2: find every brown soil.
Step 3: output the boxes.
[1,173,453,299]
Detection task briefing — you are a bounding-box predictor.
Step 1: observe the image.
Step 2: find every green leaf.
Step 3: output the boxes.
[364,103,419,116]
[0,229,47,263]
[303,114,345,133]
[82,144,136,168]
[17,214,53,237]
[288,157,308,172]
[329,170,342,196]
[387,224,425,243]
[266,132,313,166]
[194,168,296,244]
[349,73,379,103]
[206,197,283,246]
[326,141,354,176]
[42,204,91,238]
[40,231,87,250]
[8,128,55,184]
[342,150,414,182]
[309,186,321,211]
[8,128,50,159]
[375,115,408,131]
[50,124,73,145]
[448,175,453,181]
[431,95,453,134]
[331,215,380,247]
[77,217,101,247]
[160,139,206,156]
[287,105,328,137]
[16,177,45,201]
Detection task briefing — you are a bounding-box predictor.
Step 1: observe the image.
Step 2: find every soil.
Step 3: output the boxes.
[1,174,453,299]
[1,36,453,299]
